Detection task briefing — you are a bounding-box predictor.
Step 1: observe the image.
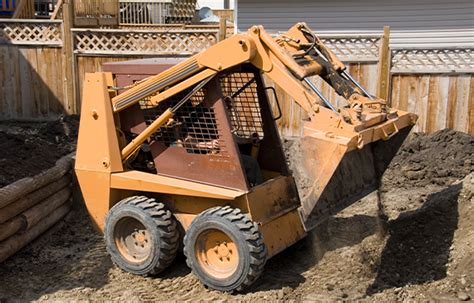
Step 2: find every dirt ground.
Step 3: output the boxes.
[0,123,473,302]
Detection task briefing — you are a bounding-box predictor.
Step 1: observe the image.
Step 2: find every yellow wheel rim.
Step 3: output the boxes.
[195,229,239,279]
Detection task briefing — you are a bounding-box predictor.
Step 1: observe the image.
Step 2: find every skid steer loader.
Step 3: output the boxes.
[75,23,417,292]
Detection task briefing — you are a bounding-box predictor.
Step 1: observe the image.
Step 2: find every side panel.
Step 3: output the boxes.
[245,175,306,259]
[244,176,300,225]
[259,209,306,258]
[75,72,123,173]
[75,170,131,231]
[75,72,127,231]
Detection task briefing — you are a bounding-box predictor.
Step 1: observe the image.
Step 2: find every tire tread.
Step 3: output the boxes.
[105,196,179,276]
[183,205,266,292]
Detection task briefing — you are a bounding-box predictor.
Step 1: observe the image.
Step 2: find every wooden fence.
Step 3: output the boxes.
[0,18,473,135]
[390,47,473,134]
[0,19,70,118]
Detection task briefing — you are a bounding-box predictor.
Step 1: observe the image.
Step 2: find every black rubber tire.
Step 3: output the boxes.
[183,206,267,292]
[104,196,179,275]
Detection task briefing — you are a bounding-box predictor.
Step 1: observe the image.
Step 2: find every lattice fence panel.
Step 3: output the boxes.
[0,20,62,46]
[391,48,474,74]
[73,29,218,55]
[319,36,381,63]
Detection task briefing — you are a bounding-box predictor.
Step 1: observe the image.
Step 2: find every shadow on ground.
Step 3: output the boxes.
[367,183,461,294]
[248,213,379,293]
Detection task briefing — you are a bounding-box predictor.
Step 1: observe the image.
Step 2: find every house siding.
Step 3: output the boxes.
[236,0,474,33]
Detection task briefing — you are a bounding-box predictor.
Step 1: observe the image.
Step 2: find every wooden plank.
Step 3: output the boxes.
[29,48,41,118]
[55,48,65,115]
[36,47,50,117]
[446,76,458,129]
[365,63,378,96]
[0,19,62,23]
[416,75,431,132]
[62,0,76,115]
[44,48,59,117]
[358,63,369,91]
[469,76,474,134]
[43,48,53,114]
[377,26,390,100]
[404,76,426,131]
[435,76,449,131]
[453,75,471,132]
[18,48,33,118]
[4,46,16,118]
[389,74,400,109]
[10,46,21,118]
[418,76,430,133]
[348,63,360,83]
[398,75,410,112]
[426,76,440,133]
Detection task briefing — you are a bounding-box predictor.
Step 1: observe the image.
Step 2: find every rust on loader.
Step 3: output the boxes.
[75,22,417,292]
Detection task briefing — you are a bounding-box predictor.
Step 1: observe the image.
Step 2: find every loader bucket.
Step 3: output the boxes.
[292,125,413,231]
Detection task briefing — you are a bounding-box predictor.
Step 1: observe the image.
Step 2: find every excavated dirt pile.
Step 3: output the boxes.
[0,128,472,302]
[382,128,473,188]
[0,116,78,187]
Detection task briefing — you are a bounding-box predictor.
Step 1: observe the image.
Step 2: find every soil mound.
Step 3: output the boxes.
[0,116,78,187]
[383,129,473,188]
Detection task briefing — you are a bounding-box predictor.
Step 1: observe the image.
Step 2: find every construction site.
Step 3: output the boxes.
[0,0,473,301]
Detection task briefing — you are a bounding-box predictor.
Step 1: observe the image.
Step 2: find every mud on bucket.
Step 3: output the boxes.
[288,125,413,231]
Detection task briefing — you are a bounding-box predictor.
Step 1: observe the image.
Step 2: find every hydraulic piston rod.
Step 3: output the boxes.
[303,77,338,112]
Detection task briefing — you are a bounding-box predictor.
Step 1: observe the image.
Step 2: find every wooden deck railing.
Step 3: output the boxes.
[72,27,218,55]
[0,19,62,45]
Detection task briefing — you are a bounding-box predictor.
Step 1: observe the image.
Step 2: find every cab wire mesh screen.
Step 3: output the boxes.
[138,87,221,155]
[220,72,264,139]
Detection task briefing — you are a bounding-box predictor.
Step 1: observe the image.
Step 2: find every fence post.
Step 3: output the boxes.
[62,0,76,114]
[377,26,391,102]
[218,17,227,42]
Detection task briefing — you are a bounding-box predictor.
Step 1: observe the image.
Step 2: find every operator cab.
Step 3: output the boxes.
[104,60,288,192]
